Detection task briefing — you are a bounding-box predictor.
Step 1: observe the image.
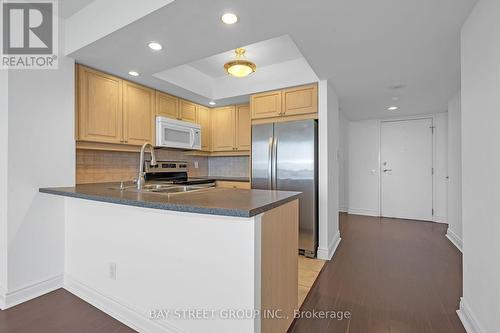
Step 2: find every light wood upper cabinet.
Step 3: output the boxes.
[251,91,282,119]
[156,92,179,119]
[123,82,155,146]
[197,105,211,151]
[211,106,236,151]
[236,104,251,150]
[282,84,318,116]
[250,83,318,121]
[179,100,197,123]
[77,66,123,144]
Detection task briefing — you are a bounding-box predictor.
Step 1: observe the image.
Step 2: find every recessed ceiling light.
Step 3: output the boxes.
[221,13,238,24]
[128,71,140,77]
[209,101,216,106]
[387,106,399,111]
[148,42,163,51]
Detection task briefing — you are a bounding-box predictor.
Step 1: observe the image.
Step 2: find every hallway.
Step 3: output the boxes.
[289,213,464,333]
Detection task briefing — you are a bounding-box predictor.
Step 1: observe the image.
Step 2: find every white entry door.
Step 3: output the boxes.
[380,119,433,221]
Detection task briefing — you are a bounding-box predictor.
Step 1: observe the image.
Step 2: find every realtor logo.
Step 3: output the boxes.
[1,0,58,69]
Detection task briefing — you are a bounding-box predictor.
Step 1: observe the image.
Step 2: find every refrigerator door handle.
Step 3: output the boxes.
[272,137,278,190]
[268,137,273,190]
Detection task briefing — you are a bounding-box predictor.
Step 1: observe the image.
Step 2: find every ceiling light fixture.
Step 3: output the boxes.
[148,42,163,51]
[209,101,216,106]
[128,71,140,76]
[387,106,399,111]
[224,48,256,78]
[221,13,238,24]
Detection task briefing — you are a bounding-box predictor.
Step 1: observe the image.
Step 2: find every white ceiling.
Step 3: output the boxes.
[59,0,94,18]
[153,35,317,101]
[67,0,477,119]
[187,35,303,78]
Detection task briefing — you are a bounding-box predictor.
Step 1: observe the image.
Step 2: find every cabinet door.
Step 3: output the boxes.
[179,100,197,123]
[236,104,251,150]
[282,84,318,116]
[78,66,123,144]
[197,105,211,151]
[216,181,251,189]
[211,106,235,151]
[250,90,282,119]
[123,82,155,146]
[156,92,179,119]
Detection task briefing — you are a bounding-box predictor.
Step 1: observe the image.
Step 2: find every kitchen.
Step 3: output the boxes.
[38,57,322,331]
[7,1,489,333]
[33,15,327,332]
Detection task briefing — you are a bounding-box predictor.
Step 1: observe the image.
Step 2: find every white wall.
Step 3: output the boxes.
[0,69,8,303]
[348,120,380,216]
[433,112,448,222]
[64,198,261,333]
[338,112,349,212]
[317,80,341,260]
[1,22,75,308]
[459,1,500,332]
[446,92,462,251]
[347,115,448,221]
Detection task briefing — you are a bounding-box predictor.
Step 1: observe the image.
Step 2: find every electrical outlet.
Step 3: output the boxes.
[109,262,117,280]
[194,161,199,169]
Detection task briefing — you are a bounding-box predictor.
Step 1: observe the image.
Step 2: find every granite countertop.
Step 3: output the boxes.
[39,183,300,218]
[198,176,250,182]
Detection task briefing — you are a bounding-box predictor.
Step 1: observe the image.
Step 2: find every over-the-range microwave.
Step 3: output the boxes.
[156,116,201,150]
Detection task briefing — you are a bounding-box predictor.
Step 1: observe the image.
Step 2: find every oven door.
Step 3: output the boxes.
[156,119,201,150]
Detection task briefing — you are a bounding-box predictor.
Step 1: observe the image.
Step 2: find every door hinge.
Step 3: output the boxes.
[430,126,435,134]
[432,208,434,216]
[431,167,434,175]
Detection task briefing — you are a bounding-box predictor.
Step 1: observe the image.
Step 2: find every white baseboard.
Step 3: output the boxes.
[0,286,5,309]
[317,231,341,260]
[0,275,63,309]
[433,215,448,224]
[339,206,347,213]
[446,228,463,253]
[457,297,485,333]
[347,208,380,217]
[64,275,186,333]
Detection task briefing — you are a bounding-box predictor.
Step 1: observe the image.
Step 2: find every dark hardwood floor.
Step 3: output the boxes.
[0,213,464,333]
[289,213,464,333]
[0,289,136,333]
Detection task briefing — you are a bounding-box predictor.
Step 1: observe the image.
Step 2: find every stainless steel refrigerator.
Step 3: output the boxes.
[252,120,318,257]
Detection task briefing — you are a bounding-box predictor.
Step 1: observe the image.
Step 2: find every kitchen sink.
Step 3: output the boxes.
[109,183,213,195]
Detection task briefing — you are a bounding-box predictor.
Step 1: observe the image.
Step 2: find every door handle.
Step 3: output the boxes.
[383,169,393,172]
[268,137,273,190]
[272,138,278,190]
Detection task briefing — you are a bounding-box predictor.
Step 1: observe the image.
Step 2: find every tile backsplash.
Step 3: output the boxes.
[76,149,208,184]
[208,156,250,178]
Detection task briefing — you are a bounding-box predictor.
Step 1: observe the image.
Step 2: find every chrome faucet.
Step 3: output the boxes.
[137,142,158,190]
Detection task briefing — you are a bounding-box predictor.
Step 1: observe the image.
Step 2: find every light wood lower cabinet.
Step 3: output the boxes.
[77,66,123,144]
[215,181,251,189]
[123,82,155,145]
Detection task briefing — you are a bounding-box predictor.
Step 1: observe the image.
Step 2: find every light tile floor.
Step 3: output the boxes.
[297,256,325,307]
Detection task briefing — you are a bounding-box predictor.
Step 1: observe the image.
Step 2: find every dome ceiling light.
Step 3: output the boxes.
[224,48,256,78]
